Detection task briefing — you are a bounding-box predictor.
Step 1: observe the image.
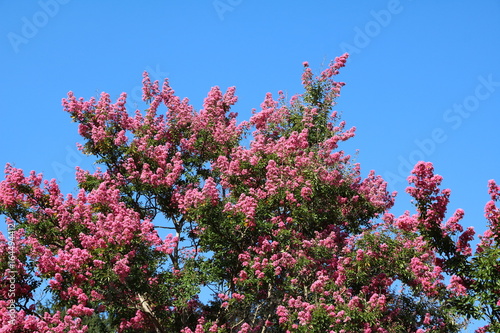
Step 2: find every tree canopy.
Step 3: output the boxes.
[1,54,499,332]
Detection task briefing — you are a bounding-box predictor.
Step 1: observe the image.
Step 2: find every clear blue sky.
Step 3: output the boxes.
[1,1,500,330]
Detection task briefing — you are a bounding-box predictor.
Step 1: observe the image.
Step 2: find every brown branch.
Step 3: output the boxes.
[137,293,165,333]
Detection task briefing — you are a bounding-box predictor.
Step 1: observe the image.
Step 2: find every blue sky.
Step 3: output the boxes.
[1,1,500,330]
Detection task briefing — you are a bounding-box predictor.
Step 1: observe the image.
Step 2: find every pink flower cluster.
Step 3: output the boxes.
[0,165,179,331]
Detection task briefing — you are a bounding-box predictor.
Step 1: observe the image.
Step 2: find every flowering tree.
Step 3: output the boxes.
[0,54,497,332]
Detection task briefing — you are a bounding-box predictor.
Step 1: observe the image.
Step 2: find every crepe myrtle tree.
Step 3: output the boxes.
[0,54,496,332]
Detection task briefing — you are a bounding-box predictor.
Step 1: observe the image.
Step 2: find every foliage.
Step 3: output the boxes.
[0,54,497,332]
